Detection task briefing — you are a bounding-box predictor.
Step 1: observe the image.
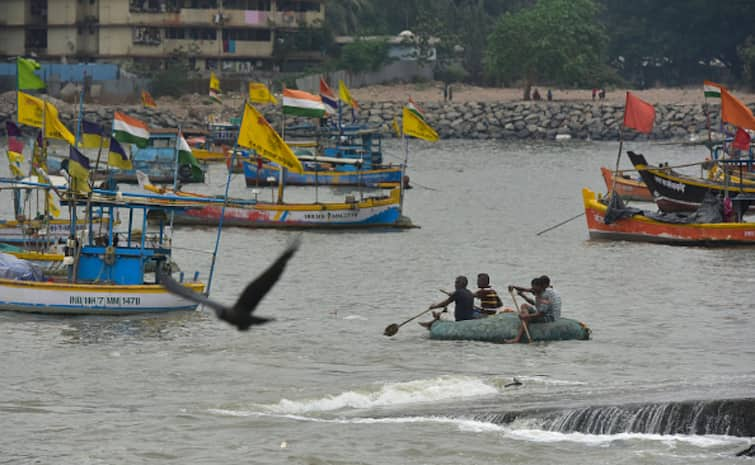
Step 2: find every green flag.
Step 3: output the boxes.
[17,57,46,90]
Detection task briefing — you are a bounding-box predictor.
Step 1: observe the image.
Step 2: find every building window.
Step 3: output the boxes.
[133,27,162,45]
[222,29,271,42]
[183,0,218,8]
[188,28,217,40]
[130,0,182,12]
[277,1,320,12]
[223,0,271,9]
[165,28,186,39]
[26,29,48,50]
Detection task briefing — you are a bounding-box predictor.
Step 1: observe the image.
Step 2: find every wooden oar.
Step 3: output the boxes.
[384,307,442,337]
[508,289,533,343]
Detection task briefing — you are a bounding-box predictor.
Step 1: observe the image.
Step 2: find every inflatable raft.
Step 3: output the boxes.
[429,313,591,343]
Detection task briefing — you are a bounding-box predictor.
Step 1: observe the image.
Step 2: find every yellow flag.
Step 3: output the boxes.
[236,103,303,174]
[17,91,45,127]
[249,82,278,105]
[402,107,439,142]
[44,101,75,145]
[7,150,25,177]
[16,92,75,145]
[210,72,221,91]
[47,191,60,218]
[392,116,402,137]
[338,80,359,110]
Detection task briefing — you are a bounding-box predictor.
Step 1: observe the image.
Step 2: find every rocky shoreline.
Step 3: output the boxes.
[0,92,740,142]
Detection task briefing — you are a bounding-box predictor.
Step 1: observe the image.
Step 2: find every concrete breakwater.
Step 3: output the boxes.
[0,97,735,142]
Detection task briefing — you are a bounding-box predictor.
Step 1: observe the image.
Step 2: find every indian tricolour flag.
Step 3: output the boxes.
[703,80,723,99]
[407,97,427,121]
[282,89,326,118]
[113,111,150,148]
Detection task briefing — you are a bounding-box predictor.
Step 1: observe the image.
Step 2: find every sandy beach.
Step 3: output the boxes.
[349,82,755,105]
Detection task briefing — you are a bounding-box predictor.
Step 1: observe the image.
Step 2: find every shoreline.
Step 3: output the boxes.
[2,83,752,142]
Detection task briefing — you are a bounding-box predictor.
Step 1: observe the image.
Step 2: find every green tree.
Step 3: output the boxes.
[149,45,199,97]
[738,35,755,90]
[338,39,391,73]
[485,0,607,99]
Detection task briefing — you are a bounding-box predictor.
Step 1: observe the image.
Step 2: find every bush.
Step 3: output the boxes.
[338,39,391,73]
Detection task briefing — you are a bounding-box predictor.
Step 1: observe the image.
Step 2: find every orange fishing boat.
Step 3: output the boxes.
[600,166,653,202]
[582,187,755,245]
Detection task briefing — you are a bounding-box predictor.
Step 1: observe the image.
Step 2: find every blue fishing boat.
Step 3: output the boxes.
[242,126,406,187]
[0,177,206,315]
[100,129,206,185]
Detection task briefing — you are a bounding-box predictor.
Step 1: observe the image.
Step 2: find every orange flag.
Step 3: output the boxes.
[721,88,755,131]
[141,90,157,108]
[623,92,655,134]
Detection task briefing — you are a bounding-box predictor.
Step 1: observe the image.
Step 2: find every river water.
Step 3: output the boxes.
[1,139,753,464]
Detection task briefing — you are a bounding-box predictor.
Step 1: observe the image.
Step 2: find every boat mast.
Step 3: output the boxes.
[206,101,246,295]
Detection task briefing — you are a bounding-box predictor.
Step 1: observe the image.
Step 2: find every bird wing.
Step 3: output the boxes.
[233,237,300,314]
[158,266,229,315]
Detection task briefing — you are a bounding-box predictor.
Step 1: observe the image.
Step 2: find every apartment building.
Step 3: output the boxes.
[0,0,325,72]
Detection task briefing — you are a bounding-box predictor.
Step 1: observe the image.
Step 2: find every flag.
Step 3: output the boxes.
[237,103,304,173]
[249,82,277,105]
[721,88,755,131]
[732,128,751,151]
[17,57,45,90]
[16,92,75,144]
[177,132,203,180]
[44,101,75,145]
[66,145,91,194]
[402,107,439,142]
[338,80,359,110]
[392,116,401,137]
[282,89,326,118]
[407,97,426,121]
[17,91,45,127]
[209,72,222,103]
[141,89,157,108]
[319,77,338,115]
[703,80,723,99]
[108,137,132,170]
[113,111,150,148]
[6,121,25,177]
[623,92,655,134]
[47,191,60,218]
[80,120,106,149]
[31,130,46,177]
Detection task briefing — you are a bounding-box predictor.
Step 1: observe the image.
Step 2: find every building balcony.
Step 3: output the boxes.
[268,10,324,29]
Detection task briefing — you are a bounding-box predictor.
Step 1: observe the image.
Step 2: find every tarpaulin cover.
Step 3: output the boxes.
[0,253,45,281]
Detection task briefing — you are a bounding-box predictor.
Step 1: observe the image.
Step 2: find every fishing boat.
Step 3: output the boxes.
[627,151,755,212]
[242,157,405,188]
[428,313,591,343]
[0,179,206,315]
[600,166,653,202]
[241,125,407,187]
[139,177,413,229]
[0,176,111,248]
[582,187,755,245]
[99,129,205,185]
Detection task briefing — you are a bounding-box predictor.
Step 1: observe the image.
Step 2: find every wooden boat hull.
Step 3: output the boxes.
[167,189,408,229]
[628,151,755,212]
[600,166,653,202]
[429,313,590,343]
[242,161,404,187]
[582,187,755,245]
[0,279,204,315]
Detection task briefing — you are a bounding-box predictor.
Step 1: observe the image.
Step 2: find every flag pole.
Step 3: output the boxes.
[206,100,246,296]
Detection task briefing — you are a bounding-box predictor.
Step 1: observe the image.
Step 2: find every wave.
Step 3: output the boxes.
[477,397,755,437]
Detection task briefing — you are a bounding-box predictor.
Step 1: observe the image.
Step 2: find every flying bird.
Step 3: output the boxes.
[158,238,300,330]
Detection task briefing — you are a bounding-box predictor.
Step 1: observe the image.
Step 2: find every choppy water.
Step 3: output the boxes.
[1,139,753,464]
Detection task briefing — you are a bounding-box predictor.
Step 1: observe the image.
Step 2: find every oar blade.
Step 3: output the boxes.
[384,323,399,337]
